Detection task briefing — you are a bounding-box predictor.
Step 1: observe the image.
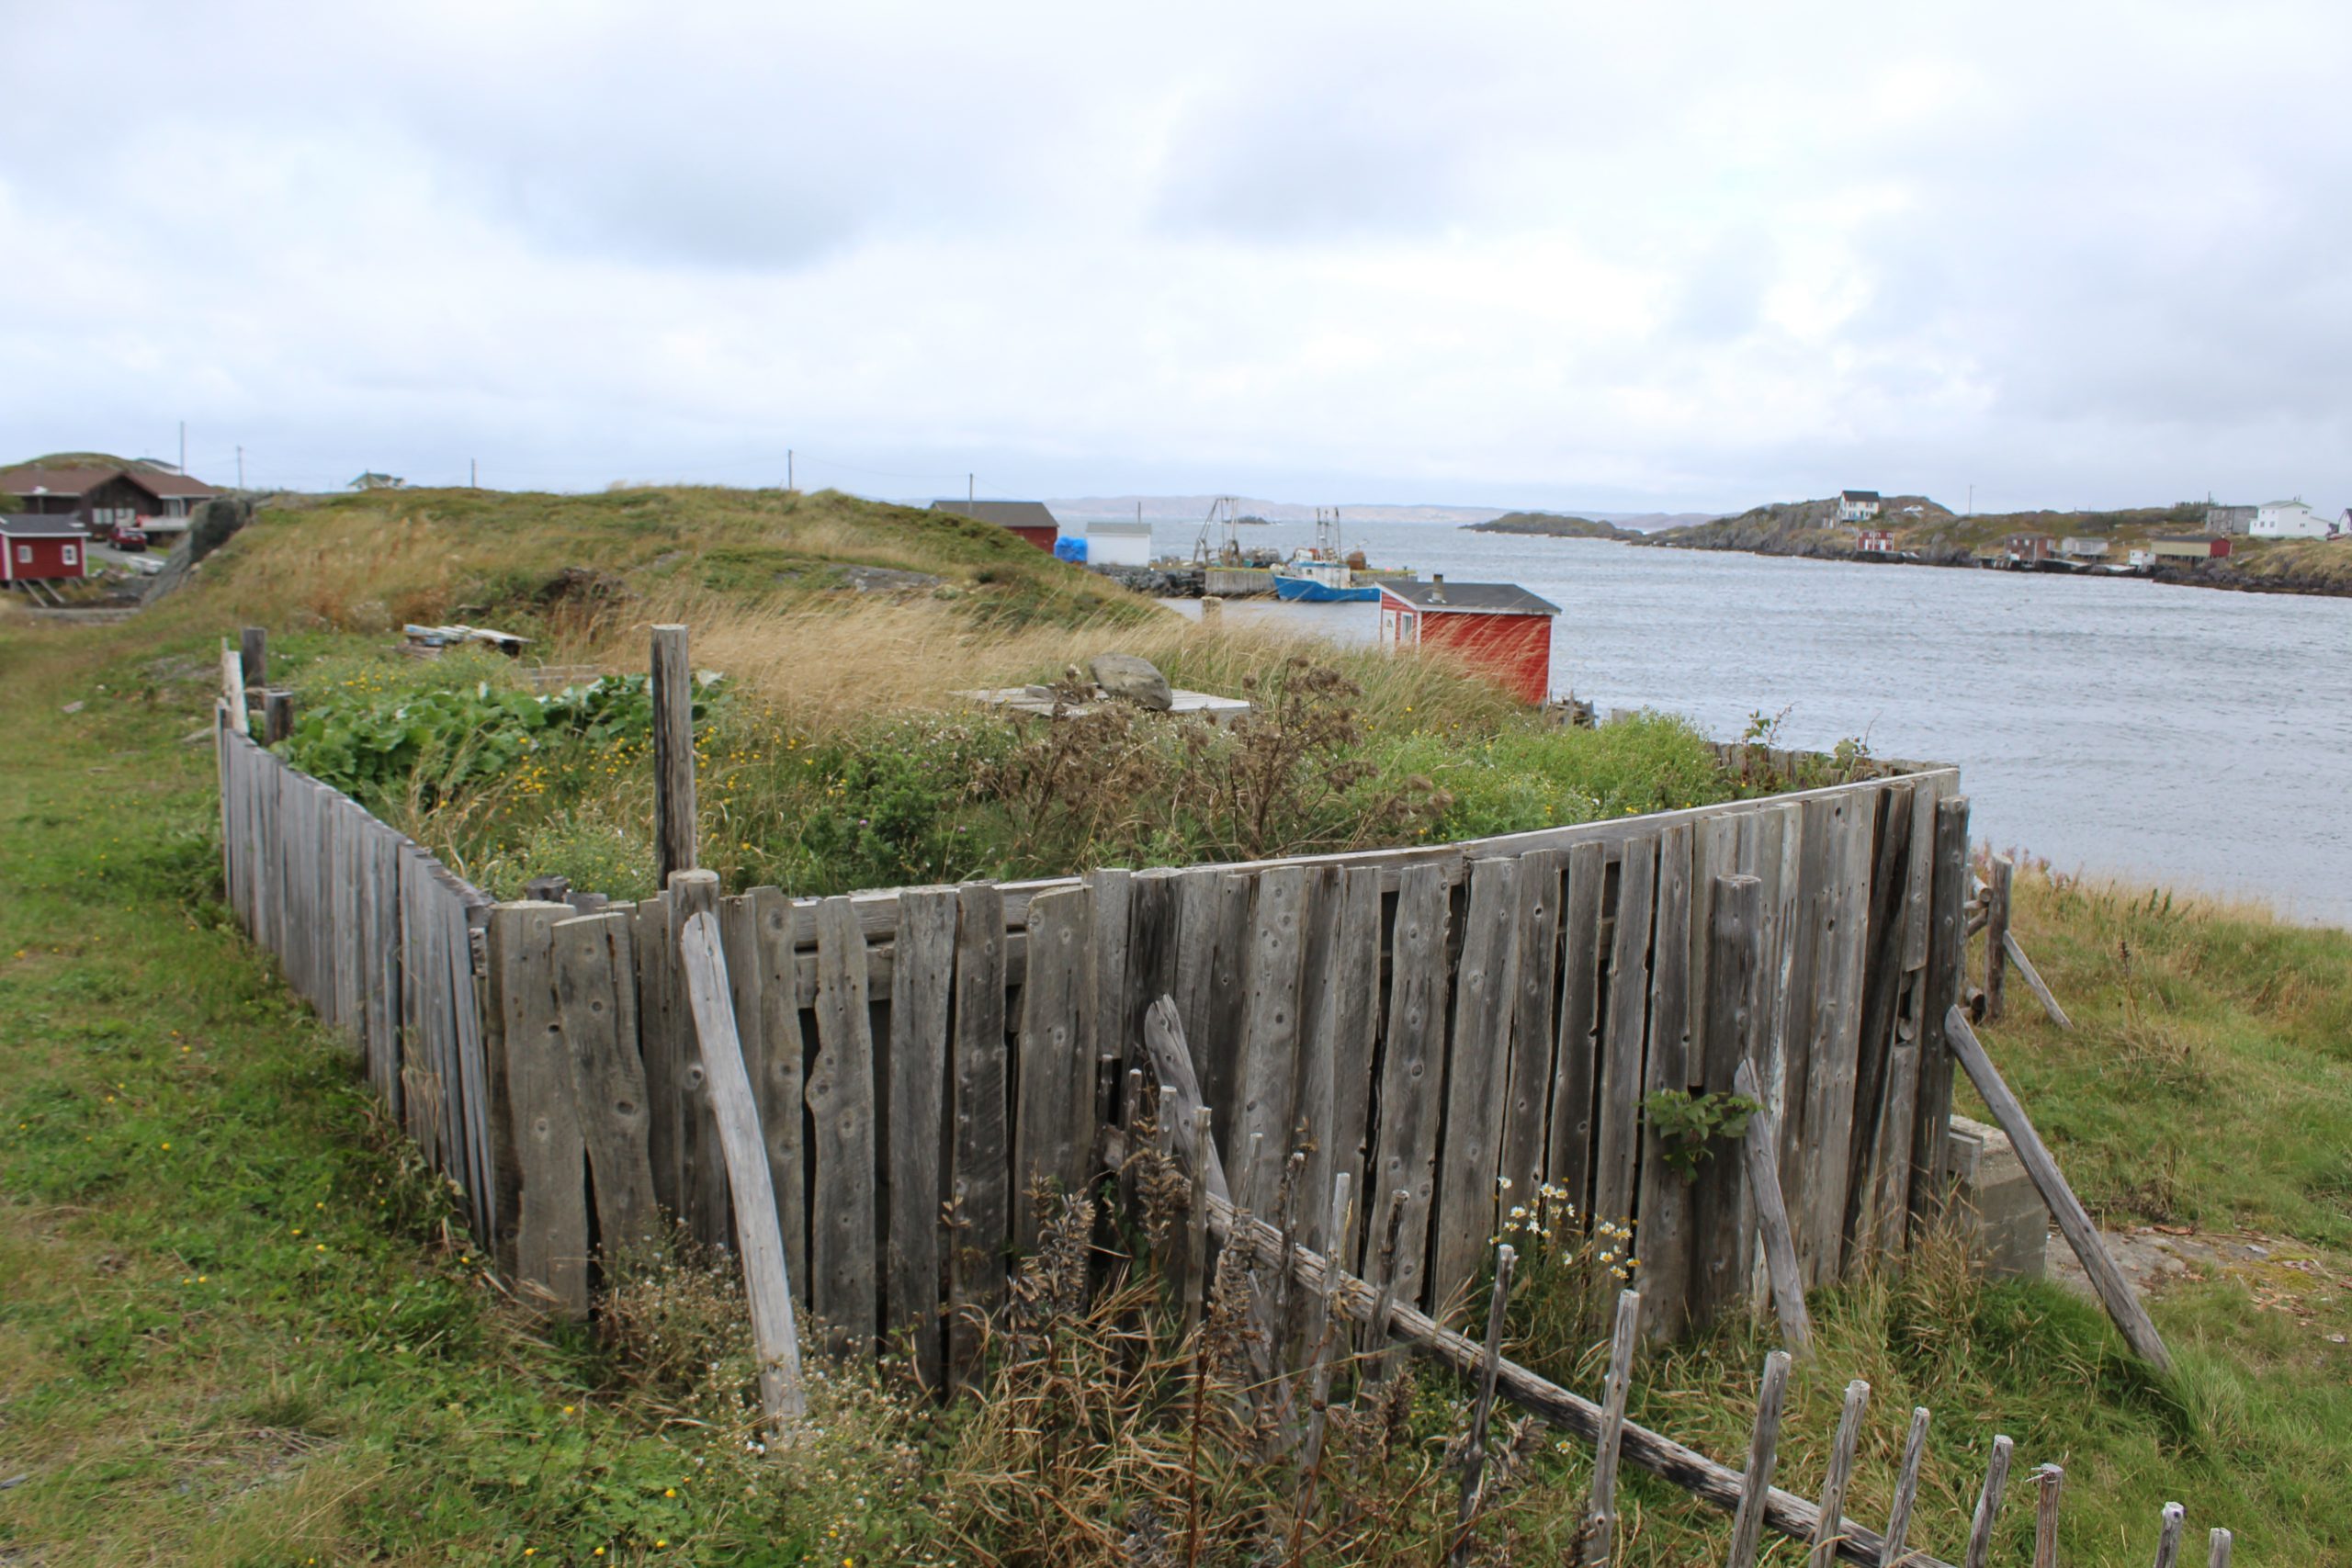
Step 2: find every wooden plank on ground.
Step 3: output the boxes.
[948,882,1010,1385]
[1232,865,1311,1215]
[749,887,808,1305]
[550,909,662,1255]
[808,895,879,1356]
[1635,823,1695,1339]
[1012,885,1095,1250]
[1592,839,1657,1232]
[1431,857,1521,1313]
[1367,862,1453,1309]
[489,901,587,1314]
[1547,840,1607,1215]
[1499,849,1564,1199]
[888,886,956,1385]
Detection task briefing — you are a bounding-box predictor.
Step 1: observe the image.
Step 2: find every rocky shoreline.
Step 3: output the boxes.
[1637,531,2352,600]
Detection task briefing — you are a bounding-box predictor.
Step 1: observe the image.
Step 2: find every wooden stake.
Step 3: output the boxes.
[1364,1188,1408,1379]
[2003,931,2074,1031]
[1734,1057,1812,1358]
[678,908,807,1434]
[2205,1527,2232,1568]
[1297,1172,1352,1479]
[1962,1435,2014,1568]
[1582,1288,1643,1565]
[1945,1005,2173,1370]
[220,640,249,736]
[1453,1243,1515,1568]
[650,625,696,887]
[239,626,267,701]
[1809,1380,1870,1568]
[1183,1106,1213,1341]
[2033,1464,2064,1568]
[1984,854,2012,1021]
[262,688,293,745]
[1724,1350,1792,1568]
[2151,1505,2186,1568]
[1880,1407,1930,1568]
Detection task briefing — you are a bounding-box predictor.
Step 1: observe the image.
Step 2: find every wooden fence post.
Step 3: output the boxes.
[1984,854,2014,1021]
[1733,1057,1810,1358]
[650,625,696,887]
[485,899,588,1316]
[1881,1406,1930,1568]
[2033,1464,2064,1568]
[239,626,267,707]
[1944,1005,2174,1371]
[220,640,250,736]
[1809,1380,1870,1568]
[1581,1288,1642,1565]
[1453,1243,1515,1567]
[1962,1435,2014,1568]
[263,688,293,745]
[1908,795,1971,1229]
[1724,1349,1792,1568]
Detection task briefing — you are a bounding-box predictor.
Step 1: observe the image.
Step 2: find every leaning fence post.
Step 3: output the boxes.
[650,624,697,887]
[679,907,808,1437]
[1733,1057,1811,1358]
[1962,1434,2015,1568]
[1809,1380,1870,1568]
[1451,1242,1515,1568]
[1724,1349,1792,1568]
[1581,1287,1643,1565]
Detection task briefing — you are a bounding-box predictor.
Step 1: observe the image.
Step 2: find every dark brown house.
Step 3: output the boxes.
[0,459,218,535]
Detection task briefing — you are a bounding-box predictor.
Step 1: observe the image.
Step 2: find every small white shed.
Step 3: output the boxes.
[1086,520,1155,568]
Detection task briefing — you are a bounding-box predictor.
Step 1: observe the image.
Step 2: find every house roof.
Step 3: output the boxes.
[0,462,216,502]
[1087,520,1154,536]
[1378,580,1560,615]
[0,514,93,537]
[931,500,1060,531]
[1839,490,1881,502]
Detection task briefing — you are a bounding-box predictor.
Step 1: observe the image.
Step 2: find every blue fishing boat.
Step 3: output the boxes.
[1272,558,1378,602]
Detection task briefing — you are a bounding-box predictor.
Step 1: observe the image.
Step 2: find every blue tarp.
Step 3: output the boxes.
[1054,536,1089,562]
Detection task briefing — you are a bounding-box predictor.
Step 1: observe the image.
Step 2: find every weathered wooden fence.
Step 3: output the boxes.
[480,762,1969,1371]
[209,645,1972,1367]
[215,712,500,1247]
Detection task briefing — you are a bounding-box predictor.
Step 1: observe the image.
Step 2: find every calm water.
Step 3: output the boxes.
[1134,520,2352,925]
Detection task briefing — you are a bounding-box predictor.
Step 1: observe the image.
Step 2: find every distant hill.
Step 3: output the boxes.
[1643,495,1956,558]
[1464,511,1644,541]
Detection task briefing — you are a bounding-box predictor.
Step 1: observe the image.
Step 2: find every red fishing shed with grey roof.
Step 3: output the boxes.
[1375,575,1559,705]
[0,515,92,583]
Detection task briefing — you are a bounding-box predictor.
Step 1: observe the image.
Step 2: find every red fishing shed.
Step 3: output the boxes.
[928,499,1060,553]
[1375,576,1559,705]
[0,516,91,584]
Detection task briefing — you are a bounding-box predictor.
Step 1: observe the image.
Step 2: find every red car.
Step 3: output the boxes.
[111,524,149,551]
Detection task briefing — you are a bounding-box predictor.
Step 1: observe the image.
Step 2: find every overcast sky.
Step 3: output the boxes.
[4,1,2345,513]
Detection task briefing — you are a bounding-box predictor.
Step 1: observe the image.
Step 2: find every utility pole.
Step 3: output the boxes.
[178,421,186,475]
[787,449,794,491]
[1967,483,1973,517]
[470,457,478,489]
[968,472,975,504]
[236,446,244,490]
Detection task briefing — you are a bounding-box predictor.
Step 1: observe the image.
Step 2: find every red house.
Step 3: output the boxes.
[929,499,1059,553]
[0,516,92,584]
[1375,576,1559,705]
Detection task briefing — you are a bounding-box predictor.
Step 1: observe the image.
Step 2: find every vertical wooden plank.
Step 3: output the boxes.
[489,902,587,1314]
[668,871,729,1248]
[632,892,680,1222]
[1289,866,1343,1254]
[551,909,662,1255]
[1089,865,1133,1060]
[1546,840,1606,1215]
[378,825,405,1129]
[1232,865,1311,1215]
[397,847,428,1154]
[1635,823,1694,1339]
[1198,874,1255,1160]
[1592,839,1657,1231]
[448,893,498,1247]
[1367,862,1453,1310]
[1012,885,1095,1250]
[1868,780,1940,1258]
[1298,865,1380,1261]
[1775,798,1832,1269]
[1430,857,1521,1312]
[1843,784,1916,1261]
[1123,867,1182,1059]
[949,883,1010,1384]
[1498,849,1563,1198]
[1804,794,1873,1283]
[888,886,956,1386]
[650,625,697,886]
[1984,853,2015,1022]
[1689,874,1763,1332]
[1908,795,1972,1228]
[719,894,766,1242]
[750,887,808,1307]
[808,895,879,1357]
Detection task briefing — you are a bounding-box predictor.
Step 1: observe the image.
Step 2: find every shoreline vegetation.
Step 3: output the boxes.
[1621,494,2352,599]
[4,485,2349,1562]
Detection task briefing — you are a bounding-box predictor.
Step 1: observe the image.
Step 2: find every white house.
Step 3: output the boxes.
[1084,519,1155,568]
[2251,498,2333,539]
[1836,489,1882,523]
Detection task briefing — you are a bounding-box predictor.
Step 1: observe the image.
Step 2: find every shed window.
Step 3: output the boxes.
[16,545,29,563]
[62,545,78,564]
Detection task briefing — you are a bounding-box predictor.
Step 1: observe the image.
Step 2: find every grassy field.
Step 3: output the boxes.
[5,490,2350,1563]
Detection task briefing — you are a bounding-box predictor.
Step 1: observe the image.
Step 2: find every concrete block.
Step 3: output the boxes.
[1945,1115,2048,1280]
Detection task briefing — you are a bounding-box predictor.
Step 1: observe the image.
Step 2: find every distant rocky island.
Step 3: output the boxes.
[1464,511,1645,541]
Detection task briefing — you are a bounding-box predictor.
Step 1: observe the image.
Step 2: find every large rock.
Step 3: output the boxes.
[1090,652,1173,712]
